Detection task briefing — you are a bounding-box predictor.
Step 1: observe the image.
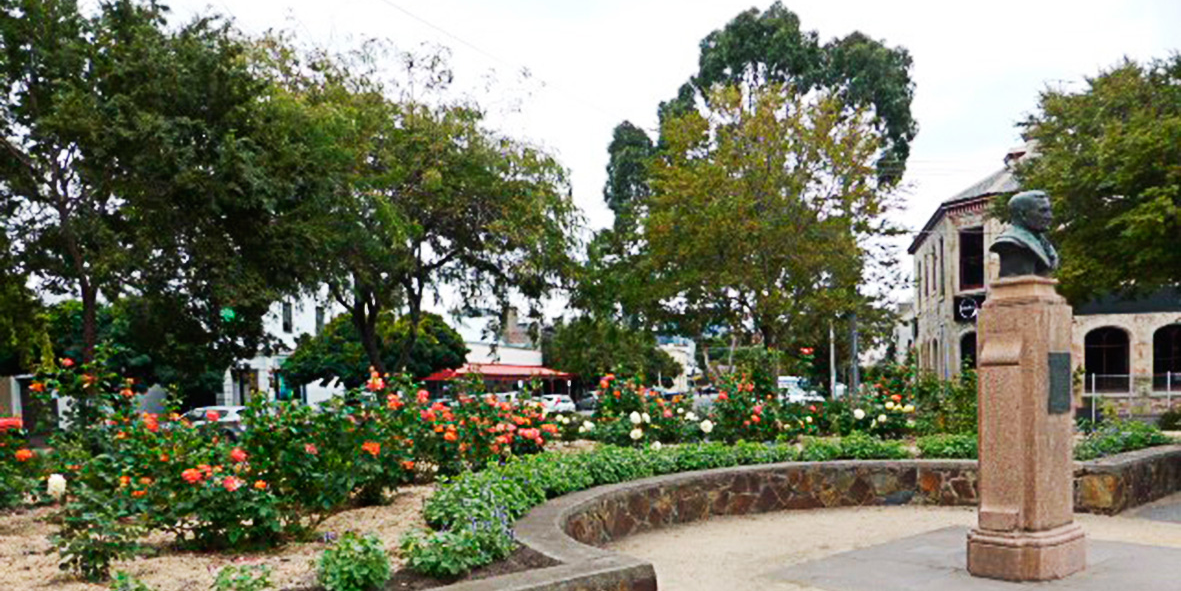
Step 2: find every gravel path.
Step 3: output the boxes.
[0,485,433,591]
[607,501,1181,591]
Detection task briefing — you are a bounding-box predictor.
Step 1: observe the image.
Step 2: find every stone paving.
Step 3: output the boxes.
[772,526,1181,591]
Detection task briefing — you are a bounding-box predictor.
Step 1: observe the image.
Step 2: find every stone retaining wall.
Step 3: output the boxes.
[1074,444,1181,514]
[442,446,1181,591]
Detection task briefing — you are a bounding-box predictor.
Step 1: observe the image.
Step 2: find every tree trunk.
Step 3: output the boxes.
[80,282,98,365]
[348,279,386,375]
[395,277,423,374]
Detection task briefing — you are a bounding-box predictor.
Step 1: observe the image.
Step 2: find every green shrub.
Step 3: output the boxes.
[917,434,978,459]
[402,441,799,578]
[800,433,910,461]
[1074,419,1173,461]
[318,532,391,591]
[110,571,154,591]
[1158,408,1181,431]
[213,565,273,591]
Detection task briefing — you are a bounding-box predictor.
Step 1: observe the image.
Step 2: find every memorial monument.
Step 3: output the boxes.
[967,190,1086,580]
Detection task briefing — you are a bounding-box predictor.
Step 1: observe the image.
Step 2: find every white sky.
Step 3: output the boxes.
[165,0,1181,326]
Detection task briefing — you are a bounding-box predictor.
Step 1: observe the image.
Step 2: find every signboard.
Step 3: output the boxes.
[1048,352,1072,414]
[954,295,985,323]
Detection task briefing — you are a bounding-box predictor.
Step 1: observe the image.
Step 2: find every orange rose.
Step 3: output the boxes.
[14,448,33,462]
[253,480,267,490]
[131,489,147,498]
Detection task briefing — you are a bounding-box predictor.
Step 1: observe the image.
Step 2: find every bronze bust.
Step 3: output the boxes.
[991,190,1059,278]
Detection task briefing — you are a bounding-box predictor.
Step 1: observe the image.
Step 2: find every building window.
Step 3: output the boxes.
[1084,327,1130,393]
[282,302,293,333]
[315,306,325,335]
[938,238,945,297]
[960,332,977,370]
[960,227,985,290]
[1153,324,1181,392]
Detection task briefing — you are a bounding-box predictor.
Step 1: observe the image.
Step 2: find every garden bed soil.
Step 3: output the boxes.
[0,485,438,591]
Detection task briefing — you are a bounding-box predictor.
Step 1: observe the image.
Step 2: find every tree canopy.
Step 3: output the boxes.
[1015,55,1181,303]
[260,43,582,376]
[0,0,336,364]
[647,83,900,350]
[541,316,681,388]
[282,311,467,389]
[661,1,916,185]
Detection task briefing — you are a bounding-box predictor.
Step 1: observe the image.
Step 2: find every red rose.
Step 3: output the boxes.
[61,358,74,368]
[230,448,248,463]
[222,476,244,492]
[182,468,203,484]
[304,443,318,455]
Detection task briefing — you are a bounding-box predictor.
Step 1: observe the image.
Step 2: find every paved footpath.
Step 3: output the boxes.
[607,496,1181,591]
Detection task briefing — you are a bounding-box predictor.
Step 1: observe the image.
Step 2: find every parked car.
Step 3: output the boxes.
[778,376,825,404]
[185,405,246,440]
[540,394,576,414]
[575,395,598,413]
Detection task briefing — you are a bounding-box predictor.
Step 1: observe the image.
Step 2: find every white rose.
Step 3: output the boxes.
[903,404,915,413]
[642,413,651,424]
[700,419,714,434]
[885,401,895,410]
[906,419,916,428]
[629,428,643,440]
[583,421,594,431]
[686,412,698,422]
[47,473,67,500]
[650,441,663,451]
[805,416,813,423]
[853,409,866,420]
[677,407,684,414]
[878,414,888,423]
[629,411,642,425]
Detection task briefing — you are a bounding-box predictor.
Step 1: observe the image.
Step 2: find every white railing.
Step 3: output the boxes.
[1081,372,1181,396]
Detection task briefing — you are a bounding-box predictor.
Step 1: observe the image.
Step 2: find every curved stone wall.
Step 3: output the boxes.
[441,446,1181,591]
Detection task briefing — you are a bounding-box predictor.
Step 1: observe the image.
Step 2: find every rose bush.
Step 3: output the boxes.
[590,375,697,446]
[24,360,564,581]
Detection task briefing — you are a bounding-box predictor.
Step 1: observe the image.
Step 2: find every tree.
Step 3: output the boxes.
[603,121,655,228]
[264,45,582,375]
[646,83,901,351]
[541,316,681,388]
[282,312,467,389]
[1015,56,1181,303]
[0,1,336,364]
[662,1,916,185]
[38,297,260,406]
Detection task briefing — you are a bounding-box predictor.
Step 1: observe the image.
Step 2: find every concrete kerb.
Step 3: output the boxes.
[439,447,1181,591]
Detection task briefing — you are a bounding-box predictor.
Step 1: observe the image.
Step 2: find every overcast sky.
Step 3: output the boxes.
[166,0,1181,325]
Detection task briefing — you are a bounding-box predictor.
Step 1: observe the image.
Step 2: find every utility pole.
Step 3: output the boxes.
[829,319,837,398]
[849,312,860,398]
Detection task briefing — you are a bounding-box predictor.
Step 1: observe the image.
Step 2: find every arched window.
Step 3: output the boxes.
[1154,324,1181,392]
[1084,327,1130,393]
[960,332,977,370]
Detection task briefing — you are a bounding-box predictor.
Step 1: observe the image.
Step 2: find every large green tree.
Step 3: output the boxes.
[660,1,916,185]
[0,1,335,365]
[1016,56,1181,302]
[282,312,466,388]
[646,84,901,351]
[583,3,913,359]
[541,316,681,388]
[264,45,582,375]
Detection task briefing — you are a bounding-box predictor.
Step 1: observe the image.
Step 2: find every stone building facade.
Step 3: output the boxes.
[907,145,1181,415]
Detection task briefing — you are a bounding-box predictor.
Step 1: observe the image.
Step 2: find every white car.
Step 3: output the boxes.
[540,394,575,413]
[184,406,247,439]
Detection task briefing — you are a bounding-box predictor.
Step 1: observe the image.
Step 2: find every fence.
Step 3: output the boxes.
[1081,373,1181,397]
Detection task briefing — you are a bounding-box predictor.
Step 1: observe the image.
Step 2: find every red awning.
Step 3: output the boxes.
[423,363,572,381]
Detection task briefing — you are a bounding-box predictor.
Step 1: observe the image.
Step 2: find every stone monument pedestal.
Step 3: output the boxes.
[967,276,1086,581]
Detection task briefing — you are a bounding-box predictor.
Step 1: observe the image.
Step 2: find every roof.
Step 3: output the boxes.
[907,167,1020,255]
[423,363,572,381]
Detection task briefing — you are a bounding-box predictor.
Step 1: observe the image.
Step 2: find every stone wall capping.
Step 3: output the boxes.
[443,446,1181,590]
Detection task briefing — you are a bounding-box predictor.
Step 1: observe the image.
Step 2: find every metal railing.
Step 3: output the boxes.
[1081,372,1181,397]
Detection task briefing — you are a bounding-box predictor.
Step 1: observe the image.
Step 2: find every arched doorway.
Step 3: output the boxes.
[1084,327,1130,394]
[960,332,977,370]
[1154,324,1181,393]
